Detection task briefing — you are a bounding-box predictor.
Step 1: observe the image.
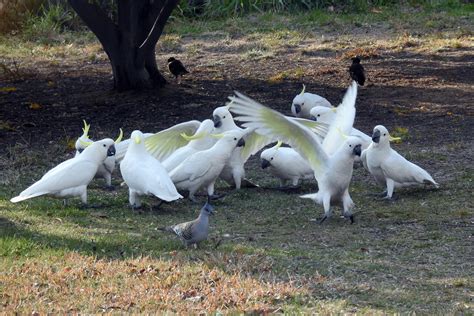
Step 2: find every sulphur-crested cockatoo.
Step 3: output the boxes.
[212,105,327,189]
[169,129,246,202]
[291,84,332,119]
[260,142,314,187]
[309,105,371,162]
[361,125,439,199]
[162,119,215,172]
[229,81,362,223]
[114,120,201,163]
[120,130,183,208]
[75,120,122,189]
[11,138,116,205]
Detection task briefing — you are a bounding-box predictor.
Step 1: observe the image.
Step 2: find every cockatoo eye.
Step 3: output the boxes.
[103,144,106,147]
[301,102,304,106]
[271,157,273,160]
[383,133,386,136]
[317,114,320,117]
[234,137,237,140]
[349,144,352,147]
[223,116,226,119]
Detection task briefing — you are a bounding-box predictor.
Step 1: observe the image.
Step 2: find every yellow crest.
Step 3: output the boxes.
[389,136,402,143]
[274,140,283,150]
[79,138,93,147]
[300,84,306,96]
[82,120,90,136]
[115,128,123,144]
[134,136,141,144]
[181,131,206,141]
[210,133,225,139]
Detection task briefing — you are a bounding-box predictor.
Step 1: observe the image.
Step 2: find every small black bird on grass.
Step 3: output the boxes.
[168,57,189,83]
[349,56,366,86]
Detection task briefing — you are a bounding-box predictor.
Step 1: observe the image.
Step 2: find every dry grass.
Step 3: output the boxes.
[1,252,309,313]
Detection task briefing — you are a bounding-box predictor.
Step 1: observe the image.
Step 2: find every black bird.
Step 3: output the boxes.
[168,57,189,83]
[349,56,365,86]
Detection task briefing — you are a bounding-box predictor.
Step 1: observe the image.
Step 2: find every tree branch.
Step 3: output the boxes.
[68,0,119,53]
[138,0,179,52]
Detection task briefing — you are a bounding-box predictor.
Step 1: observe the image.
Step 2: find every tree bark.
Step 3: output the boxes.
[68,0,179,91]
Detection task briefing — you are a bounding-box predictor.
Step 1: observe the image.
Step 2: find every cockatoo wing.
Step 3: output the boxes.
[145,120,201,161]
[138,156,182,201]
[240,129,272,162]
[351,127,371,143]
[381,150,438,186]
[11,159,97,202]
[228,91,329,178]
[322,81,358,155]
[170,154,213,184]
[292,118,328,143]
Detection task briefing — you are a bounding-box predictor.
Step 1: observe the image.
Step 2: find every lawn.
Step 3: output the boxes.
[0,2,473,313]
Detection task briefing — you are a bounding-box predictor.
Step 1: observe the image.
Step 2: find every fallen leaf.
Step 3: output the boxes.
[0,87,17,92]
[29,102,42,110]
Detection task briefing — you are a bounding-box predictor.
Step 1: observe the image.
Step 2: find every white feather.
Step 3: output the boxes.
[120,130,182,207]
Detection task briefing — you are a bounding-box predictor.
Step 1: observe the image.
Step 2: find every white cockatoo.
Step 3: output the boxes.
[162,119,215,172]
[11,138,116,205]
[229,81,362,223]
[361,125,439,199]
[169,129,246,202]
[120,130,183,208]
[114,120,201,163]
[212,105,327,189]
[75,120,122,189]
[291,84,332,119]
[260,142,314,187]
[309,105,371,162]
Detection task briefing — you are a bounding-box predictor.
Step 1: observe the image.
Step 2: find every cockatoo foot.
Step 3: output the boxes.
[241,178,260,188]
[80,203,104,209]
[209,193,226,201]
[319,215,328,224]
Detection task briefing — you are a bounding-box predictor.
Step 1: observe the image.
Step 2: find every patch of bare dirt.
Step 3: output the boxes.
[0,40,473,159]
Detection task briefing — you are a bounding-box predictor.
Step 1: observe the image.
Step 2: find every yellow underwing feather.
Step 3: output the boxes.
[144,120,201,161]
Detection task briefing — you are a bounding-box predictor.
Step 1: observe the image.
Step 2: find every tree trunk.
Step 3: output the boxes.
[68,0,179,91]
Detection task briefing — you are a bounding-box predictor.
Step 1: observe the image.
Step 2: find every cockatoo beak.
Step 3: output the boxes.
[213,115,222,128]
[310,115,317,121]
[353,144,362,156]
[107,145,116,157]
[293,104,301,114]
[237,138,245,147]
[372,130,381,143]
[261,159,271,169]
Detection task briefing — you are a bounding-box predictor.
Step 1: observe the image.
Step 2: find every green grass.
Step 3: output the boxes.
[1,142,473,312]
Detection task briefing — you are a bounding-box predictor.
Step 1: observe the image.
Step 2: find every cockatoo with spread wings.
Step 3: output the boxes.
[162,119,216,172]
[228,81,362,223]
[114,120,201,163]
[212,105,328,189]
[309,105,371,162]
